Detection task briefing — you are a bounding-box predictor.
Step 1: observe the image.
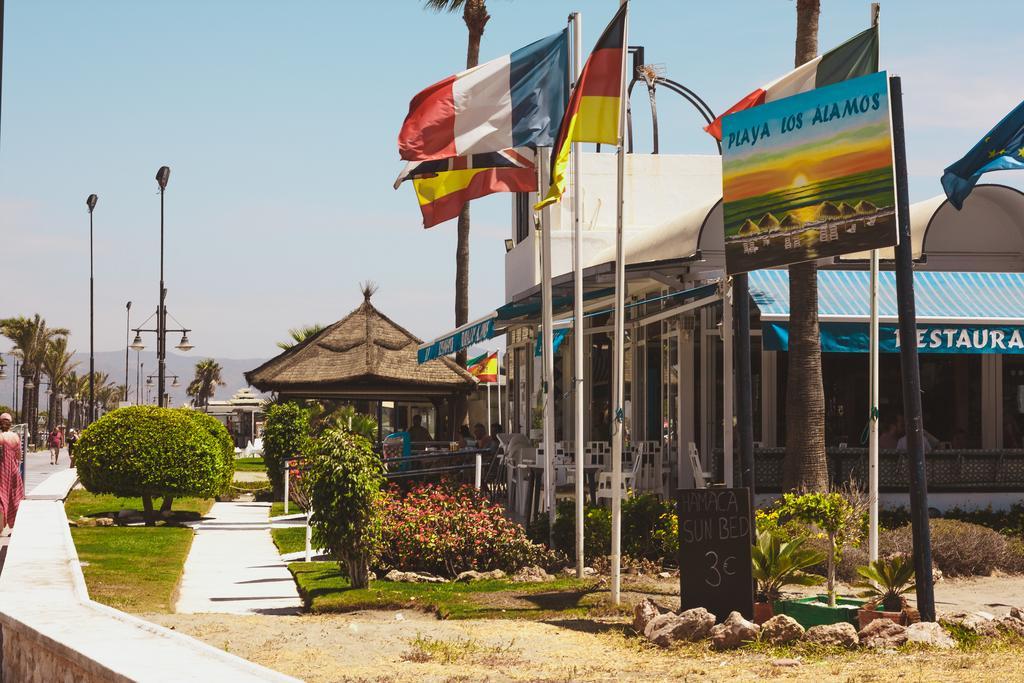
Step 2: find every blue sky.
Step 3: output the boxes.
[2,0,1023,361]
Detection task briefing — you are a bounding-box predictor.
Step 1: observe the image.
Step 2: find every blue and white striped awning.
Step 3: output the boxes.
[748,270,1024,324]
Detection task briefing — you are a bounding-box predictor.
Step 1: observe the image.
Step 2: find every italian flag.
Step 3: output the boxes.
[705,26,878,141]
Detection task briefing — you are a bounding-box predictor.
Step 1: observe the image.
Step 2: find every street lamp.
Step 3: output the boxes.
[87,193,98,424]
[124,301,132,402]
[156,166,170,407]
[0,354,7,381]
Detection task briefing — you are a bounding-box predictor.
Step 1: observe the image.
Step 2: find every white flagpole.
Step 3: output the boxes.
[723,280,734,486]
[539,145,557,543]
[869,249,880,561]
[610,0,629,606]
[496,356,502,432]
[486,381,492,437]
[571,10,586,580]
[868,2,881,565]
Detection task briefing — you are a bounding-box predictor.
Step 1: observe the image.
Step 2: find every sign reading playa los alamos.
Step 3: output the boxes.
[721,71,898,274]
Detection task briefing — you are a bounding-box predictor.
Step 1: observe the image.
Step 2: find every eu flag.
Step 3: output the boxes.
[942,99,1024,209]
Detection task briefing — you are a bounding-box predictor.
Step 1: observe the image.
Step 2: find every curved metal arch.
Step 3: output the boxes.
[619,47,722,157]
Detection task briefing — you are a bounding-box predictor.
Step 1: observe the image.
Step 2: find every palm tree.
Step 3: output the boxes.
[782,0,828,492]
[423,0,490,436]
[276,324,325,351]
[187,359,225,409]
[1,315,70,441]
[42,336,78,430]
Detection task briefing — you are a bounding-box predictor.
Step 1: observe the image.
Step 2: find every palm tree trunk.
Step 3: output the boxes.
[782,0,828,492]
[451,0,489,437]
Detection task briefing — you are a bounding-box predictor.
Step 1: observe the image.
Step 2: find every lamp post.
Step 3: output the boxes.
[131,316,192,407]
[87,193,98,423]
[124,301,132,402]
[145,373,179,406]
[156,166,169,407]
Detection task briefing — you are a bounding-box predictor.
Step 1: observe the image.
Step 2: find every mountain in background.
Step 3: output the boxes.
[0,349,269,414]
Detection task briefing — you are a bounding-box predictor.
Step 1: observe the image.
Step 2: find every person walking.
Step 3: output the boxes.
[66,428,79,468]
[48,425,63,465]
[0,413,26,534]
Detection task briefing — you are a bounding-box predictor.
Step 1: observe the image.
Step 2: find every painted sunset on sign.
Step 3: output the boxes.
[721,71,898,274]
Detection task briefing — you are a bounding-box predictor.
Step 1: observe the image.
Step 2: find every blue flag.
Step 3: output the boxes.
[941,99,1024,209]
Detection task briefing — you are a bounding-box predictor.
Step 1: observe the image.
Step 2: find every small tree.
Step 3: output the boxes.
[262,402,311,500]
[775,491,864,606]
[75,406,233,525]
[307,428,384,588]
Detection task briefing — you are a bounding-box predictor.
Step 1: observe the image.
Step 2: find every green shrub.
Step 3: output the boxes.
[544,499,612,561]
[881,504,1024,535]
[380,482,556,576]
[881,519,1007,577]
[1002,536,1024,574]
[307,428,384,588]
[182,409,235,495]
[263,402,311,500]
[75,406,232,525]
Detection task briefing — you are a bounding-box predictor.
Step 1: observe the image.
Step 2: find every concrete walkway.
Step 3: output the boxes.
[175,501,302,616]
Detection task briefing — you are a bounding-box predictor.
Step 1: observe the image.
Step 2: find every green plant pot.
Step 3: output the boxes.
[773,595,865,629]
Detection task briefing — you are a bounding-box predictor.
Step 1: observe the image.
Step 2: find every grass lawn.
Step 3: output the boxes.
[270,501,307,518]
[66,490,214,613]
[233,457,266,473]
[288,562,622,620]
[271,526,307,555]
[65,489,214,521]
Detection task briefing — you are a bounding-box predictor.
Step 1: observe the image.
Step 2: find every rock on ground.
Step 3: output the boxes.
[760,615,805,645]
[858,619,908,648]
[633,597,665,634]
[643,607,715,648]
[511,565,554,583]
[1011,606,1023,620]
[805,622,859,649]
[995,615,1024,637]
[455,569,506,582]
[710,611,759,650]
[383,570,448,584]
[905,621,956,649]
[942,611,999,636]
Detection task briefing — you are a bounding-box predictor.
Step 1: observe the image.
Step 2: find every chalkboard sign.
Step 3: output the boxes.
[677,487,754,621]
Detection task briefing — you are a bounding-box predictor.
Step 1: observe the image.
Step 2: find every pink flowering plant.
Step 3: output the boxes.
[378,481,556,577]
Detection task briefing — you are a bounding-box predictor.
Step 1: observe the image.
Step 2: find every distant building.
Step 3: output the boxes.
[205,387,267,448]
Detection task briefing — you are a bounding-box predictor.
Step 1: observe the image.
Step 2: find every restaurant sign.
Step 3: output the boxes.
[721,71,898,274]
[764,322,1024,354]
[417,316,495,363]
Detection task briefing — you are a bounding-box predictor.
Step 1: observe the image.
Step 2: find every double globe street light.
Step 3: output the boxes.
[129,166,194,407]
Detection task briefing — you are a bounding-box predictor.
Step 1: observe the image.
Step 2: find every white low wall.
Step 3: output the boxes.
[0,471,299,682]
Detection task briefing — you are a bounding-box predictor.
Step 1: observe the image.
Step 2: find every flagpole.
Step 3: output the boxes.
[486,381,492,440]
[497,355,502,432]
[570,10,586,580]
[610,0,630,606]
[868,1,881,565]
[539,145,557,545]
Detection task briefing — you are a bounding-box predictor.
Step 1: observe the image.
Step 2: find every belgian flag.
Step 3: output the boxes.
[535,3,627,209]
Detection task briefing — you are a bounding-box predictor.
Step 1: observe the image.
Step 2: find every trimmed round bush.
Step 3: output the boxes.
[181,408,235,495]
[76,406,234,519]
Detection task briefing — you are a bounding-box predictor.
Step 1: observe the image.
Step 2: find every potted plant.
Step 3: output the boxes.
[529,391,544,440]
[770,492,867,627]
[853,554,916,629]
[751,530,825,624]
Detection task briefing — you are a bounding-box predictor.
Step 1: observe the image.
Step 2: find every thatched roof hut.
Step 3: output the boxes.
[738,219,760,236]
[780,213,803,228]
[246,288,477,439]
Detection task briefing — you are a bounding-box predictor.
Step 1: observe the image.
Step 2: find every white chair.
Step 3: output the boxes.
[687,442,714,488]
[595,456,640,503]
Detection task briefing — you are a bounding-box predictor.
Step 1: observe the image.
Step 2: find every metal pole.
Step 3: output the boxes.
[158,185,166,409]
[496,358,502,431]
[539,145,556,543]
[284,460,290,515]
[571,10,586,580]
[124,301,132,403]
[486,382,492,437]
[890,75,935,621]
[474,452,482,490]
[736,273,754,494]
[138,360,143,405]
[304,510,312,562]
[610,0,629,605]
[89,208,95,423]
[868,0,882,566]
[722,280,734,486]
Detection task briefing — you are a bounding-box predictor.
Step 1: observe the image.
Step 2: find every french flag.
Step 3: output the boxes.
[398,30,568,162]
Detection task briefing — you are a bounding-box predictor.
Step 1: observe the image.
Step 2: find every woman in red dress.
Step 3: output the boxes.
[0,413,26,533]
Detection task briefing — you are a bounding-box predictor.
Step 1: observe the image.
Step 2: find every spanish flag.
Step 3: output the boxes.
[394,148,536,228]
[535,3,627,210]
[467,352,498,383]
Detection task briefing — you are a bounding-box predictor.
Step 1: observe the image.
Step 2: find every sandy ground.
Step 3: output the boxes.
[144,575,1024,683]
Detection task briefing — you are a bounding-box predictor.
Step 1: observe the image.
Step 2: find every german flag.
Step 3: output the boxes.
[536,3,627,209]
